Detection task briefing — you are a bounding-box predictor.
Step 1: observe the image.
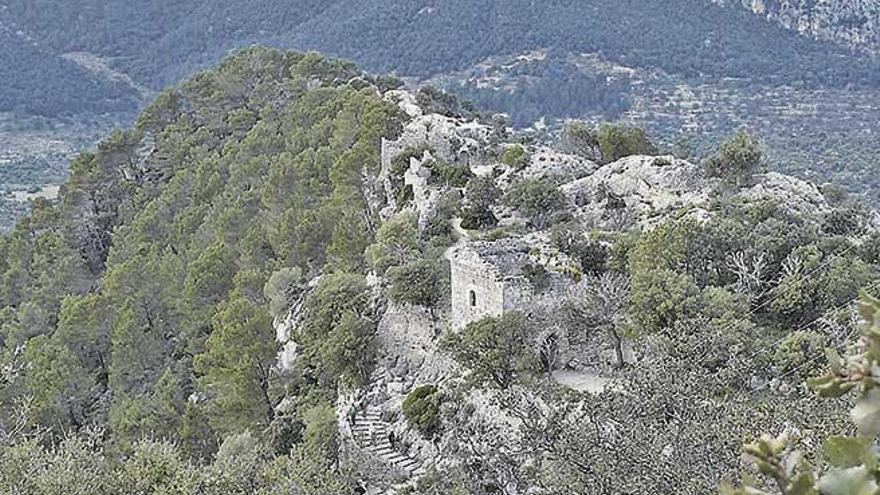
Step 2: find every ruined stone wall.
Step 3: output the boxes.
[377,302,441,365]
[450,251,505,330]
[501,276,533,313]
[403,153,434,227]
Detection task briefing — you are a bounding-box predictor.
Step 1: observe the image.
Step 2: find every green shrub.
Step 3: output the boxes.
[426,158,473,188]
[441,312,540,389]
[596,123,656,163]
[392,145,431,177]
[402,385,443,437]
[504,178,567,229]
[772,330,826,377]
[822,205,867,236]
[561,120,598,158]
[523,263,551,291]
[423,217,455,247]
[861,232,880,265]
[482,224,526,241]
[500,145,529,171]
[653,156,673,167]
[460,206,498,230]
[704,130,765,187]
[549,223,608,275]
[386,258,446,311]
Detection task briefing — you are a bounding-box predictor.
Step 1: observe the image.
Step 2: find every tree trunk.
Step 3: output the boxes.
[611,329,625,368]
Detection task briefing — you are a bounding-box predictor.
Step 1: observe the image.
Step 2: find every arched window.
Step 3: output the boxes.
[469,290,477,307]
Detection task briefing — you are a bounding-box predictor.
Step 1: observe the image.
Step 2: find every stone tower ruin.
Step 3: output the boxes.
[448,239,534,330]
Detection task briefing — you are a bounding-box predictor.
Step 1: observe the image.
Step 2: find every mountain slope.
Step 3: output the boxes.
[4,0,878,91]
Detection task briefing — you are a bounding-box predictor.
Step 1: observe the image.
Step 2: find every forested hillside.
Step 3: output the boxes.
[2,48,880,493]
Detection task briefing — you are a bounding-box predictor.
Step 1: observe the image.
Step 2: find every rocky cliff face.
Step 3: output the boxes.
[715,0,880,52]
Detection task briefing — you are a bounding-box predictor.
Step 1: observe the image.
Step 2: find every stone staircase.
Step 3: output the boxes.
[351,405,425,477]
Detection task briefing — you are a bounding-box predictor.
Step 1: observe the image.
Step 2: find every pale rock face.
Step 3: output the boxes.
[403,152,442,227]
[551,370,612,394]
[384,90,423,118]
[386,113,493,167]
[377,303,442,364]
[274,314,293,344]
[332,92,875,487]
[378,105,494,221]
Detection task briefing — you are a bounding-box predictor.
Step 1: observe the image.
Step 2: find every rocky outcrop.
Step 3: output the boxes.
[559,155,843,232]
[740,171,830,217]
[521,147,599,185]
[561,155,714,231]
[378,91,498,223]
[341,91,878,493]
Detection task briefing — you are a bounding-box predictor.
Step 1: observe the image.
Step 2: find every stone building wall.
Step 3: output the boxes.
[450,249,505,330]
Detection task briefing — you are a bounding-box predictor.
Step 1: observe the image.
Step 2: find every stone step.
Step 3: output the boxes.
[353,420,384,428]
[353,422,383,430]
[354,430,388,439]
[353,430,387,438]
[352,372,426,486]
[385,454,409,465]
[369,443,394,453]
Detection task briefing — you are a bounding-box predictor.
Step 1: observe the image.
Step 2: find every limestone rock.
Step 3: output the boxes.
[385,90,423,118]
[740,172,829,217]
[277,341,299,374]
[522,146,599,185]
[714,0,880,54]
[561,155,714,230]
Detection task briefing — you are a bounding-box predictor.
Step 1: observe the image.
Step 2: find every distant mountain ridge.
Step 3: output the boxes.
[3,0,880,108]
